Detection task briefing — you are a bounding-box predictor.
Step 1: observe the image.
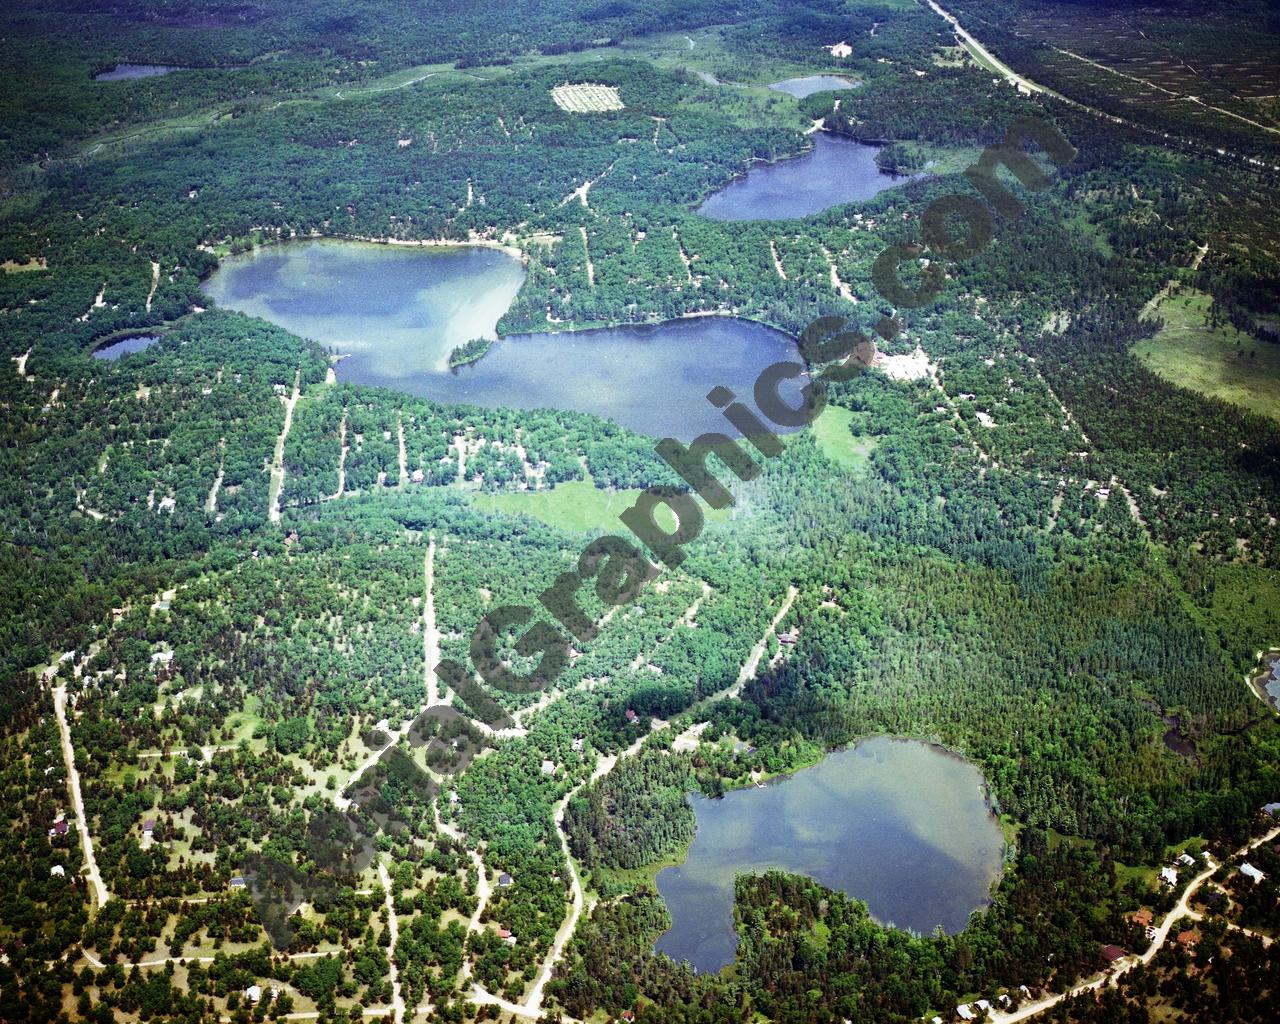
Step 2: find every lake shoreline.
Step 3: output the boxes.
[653,736,1008,971]
[695,131,919,221]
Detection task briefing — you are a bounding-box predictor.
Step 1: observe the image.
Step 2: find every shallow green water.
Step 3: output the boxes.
[654,737,1004,972]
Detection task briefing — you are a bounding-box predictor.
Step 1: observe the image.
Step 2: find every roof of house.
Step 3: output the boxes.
[498,872,513,886]
[143,818,155,830]
[1177,930,1198,947]
[50,819,69,835]
[1241,862,1265,882]
[1100,944,1126,963]
[1132,909,1153,926]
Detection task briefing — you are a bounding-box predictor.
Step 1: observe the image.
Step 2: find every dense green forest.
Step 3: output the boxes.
[2,1,1280,1022]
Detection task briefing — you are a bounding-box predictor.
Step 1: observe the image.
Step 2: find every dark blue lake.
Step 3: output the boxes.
[697,133,917,221]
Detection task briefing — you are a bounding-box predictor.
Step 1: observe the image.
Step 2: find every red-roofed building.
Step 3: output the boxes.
[1100,944,1126,965]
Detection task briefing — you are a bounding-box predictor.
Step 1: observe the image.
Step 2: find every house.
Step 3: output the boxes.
[1100,944,1126,965]
[1178,853,1195,867]
[1160,867,1178,887]
[229,876,247,889]
[571,737,585,753]
[49,819,69,837]
[1240,862,1266,884]
[932,1017,944,1024]
[956,1005,976,1022]
[150,650,173,666]
[498,872,513,888]
[625,708,638,723]
[976,1000,991,1013]
[1176,930,1199,950]
[778,632,799,645]
[541,760,556,776]
[50,865,65,878]
[496,928,512,939]
[142,818,155,835]
[1131,909,1153,928]
[244,985,263,1003]
[828,41,853,58]
[1263,802,1280,818]
[998,994,1012,1008]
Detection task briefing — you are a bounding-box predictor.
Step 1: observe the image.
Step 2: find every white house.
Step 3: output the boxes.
[956,1005,976,1022]
[1178,853,1195,866]
[244,985,262,1003]
[50,865,65,877]
[1160,866,1178,886]
[1240,862,1265,884]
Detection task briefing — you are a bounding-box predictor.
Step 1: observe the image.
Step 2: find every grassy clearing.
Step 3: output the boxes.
[469,475,731,534]
[809,405,877,472]
[2,257,46,273]
[1133,288,1280,422]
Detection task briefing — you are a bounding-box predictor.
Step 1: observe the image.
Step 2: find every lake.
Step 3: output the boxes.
[94,64,185,81]
[92,334,161,360]
[200,240,807,439]
[697,132,916,221]
[654,737,1005,973]
[768,75,859,99]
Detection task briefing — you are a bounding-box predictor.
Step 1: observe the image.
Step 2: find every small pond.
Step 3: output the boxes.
[94,64,186,81]
[654,737,1005,972]
[768,75,860,98]
[92,334,162,360]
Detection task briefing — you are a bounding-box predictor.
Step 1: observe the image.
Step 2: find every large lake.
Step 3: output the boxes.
[654,737,1004,972]
[200,240,806,439]
[697,133,915,221]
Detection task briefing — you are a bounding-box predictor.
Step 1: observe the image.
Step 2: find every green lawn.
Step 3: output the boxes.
[809,405,877,472]
[469,475,733,534]
[1133,288,1280,422]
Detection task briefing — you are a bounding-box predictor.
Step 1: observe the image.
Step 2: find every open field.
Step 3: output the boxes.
[469,474,730,534]
[1132,288,1280,422]
[1,257,46,272]
[551,82,625,112]
[809,405,877,472]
